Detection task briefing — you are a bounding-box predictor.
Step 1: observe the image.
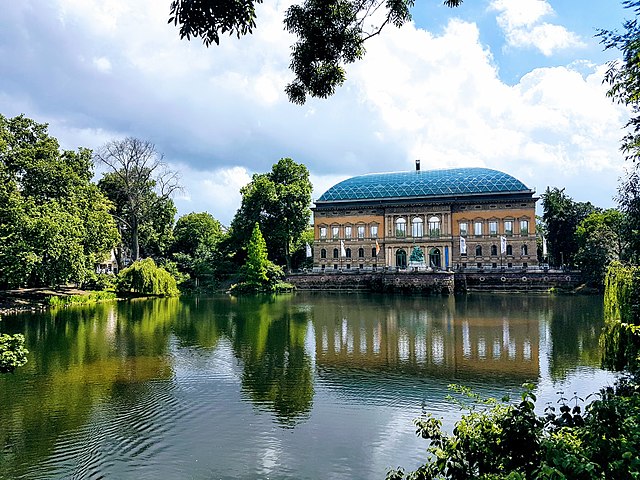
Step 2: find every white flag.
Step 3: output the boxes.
[459,236,467,255]
[500,236,507,254]
[340,240,346,257]
[542,237,547,257]
[305,243,312,257]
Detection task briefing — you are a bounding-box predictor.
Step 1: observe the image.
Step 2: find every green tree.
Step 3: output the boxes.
[171,212,227,289]
[244,223,270,285]
[169,0,463,104]
[95,138,181,265]
[116,258,179,296]
[575,209,627,287]
[541,187,596,268]
[230,158,312,271]
[0,114,119,288]
[600,1,640,262]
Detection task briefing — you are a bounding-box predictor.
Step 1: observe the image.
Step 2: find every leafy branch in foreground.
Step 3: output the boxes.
[169,0,463,104]
[387,381,640,480]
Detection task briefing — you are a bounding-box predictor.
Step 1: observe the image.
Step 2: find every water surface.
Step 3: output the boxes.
[0,293,616,479]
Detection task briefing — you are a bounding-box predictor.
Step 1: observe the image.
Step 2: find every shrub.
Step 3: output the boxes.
[116,258,179,296]
[0,333,29,374]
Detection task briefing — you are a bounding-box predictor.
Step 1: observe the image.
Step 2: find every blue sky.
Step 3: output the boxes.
[0,0,634,225]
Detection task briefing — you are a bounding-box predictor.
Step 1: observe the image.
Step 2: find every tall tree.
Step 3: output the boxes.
[95,138,181,266]
[169,0,463,104]
[541,187,596,268]
[600,1,640,261]
[230,158,312,271]
[575,209,627,286]
[0,114,119,288]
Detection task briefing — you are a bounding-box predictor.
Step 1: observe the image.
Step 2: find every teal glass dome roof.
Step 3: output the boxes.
[316,168,531,202]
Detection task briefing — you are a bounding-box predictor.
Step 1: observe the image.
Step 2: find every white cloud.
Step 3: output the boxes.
[92,56,112,73]
[490,0,585,56]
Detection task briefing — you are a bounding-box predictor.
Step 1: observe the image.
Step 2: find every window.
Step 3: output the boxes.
[357,225,365,239]
[475,245,482,257]
[320,227,327,239]
[359,264,364,269]
[507,262,513,268]
[459,222,468,237]
[334,264,338,270]
[346,248,352,258]
[396,218,407,237]
[358,248,365,258]
[489,221,498,236]
[474,221,483,236]
[321,249,327,259]
[491,245,498,256]
[477,262,483,269]
[492,263,497,269]
[333,248,339,259]
[372,248,377,258]
[332,226,339,239]
[523,263,528,269]
[370,225,378,238]
[506,245,513,256]
[346,264,351,269]
[520,220,529,236]
[412,217,424,237]
[345,226,352,239]
[504,220,513,236]
[521,244,528,256]
[428,216,440,238]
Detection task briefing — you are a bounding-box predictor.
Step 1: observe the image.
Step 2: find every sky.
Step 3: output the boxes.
[0,0,633,225]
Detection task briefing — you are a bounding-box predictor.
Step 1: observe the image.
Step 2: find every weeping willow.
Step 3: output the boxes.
[602,261,640,371]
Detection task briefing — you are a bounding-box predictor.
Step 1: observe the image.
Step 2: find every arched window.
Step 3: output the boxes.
[412,217,423,237]
[396,218,407,237]
[396,249,407,268]
[475,245,482,257]
[491,245,498,256]
[506,245,513,256]
[429,216,441,238]
[521,244,528,256]
[346,248,352,258]
[358,248,365,258]
[333,248,339,259]
[321,249,327,259]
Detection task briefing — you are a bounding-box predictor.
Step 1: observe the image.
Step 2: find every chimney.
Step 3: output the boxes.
[415,159,421,171]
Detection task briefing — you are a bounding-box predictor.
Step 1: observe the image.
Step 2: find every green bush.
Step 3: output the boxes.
[387,380,640,480]
[116,258,179,296]
[47,291,116,306]
[0,333,29,374]
[81,272,117,291]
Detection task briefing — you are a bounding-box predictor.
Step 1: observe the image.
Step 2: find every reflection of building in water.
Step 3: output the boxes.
[313,302,539,380]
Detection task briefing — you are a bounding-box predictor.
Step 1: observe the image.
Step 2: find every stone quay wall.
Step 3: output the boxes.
[286,270,581,294]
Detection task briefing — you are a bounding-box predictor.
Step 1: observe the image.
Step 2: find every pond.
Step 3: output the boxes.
[0,293,617,479]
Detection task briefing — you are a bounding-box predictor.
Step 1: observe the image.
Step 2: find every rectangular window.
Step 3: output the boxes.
[332,226,339,239]
[504,220,513,236]
[412,221,423,238]
[489,221,498,236]
[459,222,468,237]
[357,225,365,239]
[370,225,378,238]
[320,227,327,239]
[396,222,406,237]
[520,220,529,236]
[474,221,483,236]
[345,226,352,239]
[477,262,483,269]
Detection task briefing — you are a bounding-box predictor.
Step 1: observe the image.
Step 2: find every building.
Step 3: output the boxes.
[312,163,538,272]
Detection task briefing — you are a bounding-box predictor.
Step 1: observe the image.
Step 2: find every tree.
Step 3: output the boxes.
[575,209,627,286]
[171,212,227,289]
[244,223,270,285]
[230,158,312,271]
[116,258,179,296]
[169,0,463,104]
[94,138,181,266]
[541,187,596,268]
[600,2,640,262]
[0,114,119,288]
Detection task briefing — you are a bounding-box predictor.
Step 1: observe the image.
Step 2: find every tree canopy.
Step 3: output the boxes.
[230,157,312,271]
[95,138,181,266]
[169,0,463,104]
[0,114,119,288]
